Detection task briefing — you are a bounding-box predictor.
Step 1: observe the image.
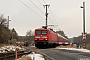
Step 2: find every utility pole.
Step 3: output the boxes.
[7,16,11,29]
[81,2,87,49]
[43,5,50,28]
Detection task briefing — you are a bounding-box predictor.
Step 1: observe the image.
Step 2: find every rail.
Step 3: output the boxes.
[0,50,32,60]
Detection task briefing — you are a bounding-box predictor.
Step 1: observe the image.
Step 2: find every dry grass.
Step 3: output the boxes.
[0,44,17,48]
[56,43,90,50]
[86,43,90,50]
[18,55,32,60]
[56,44,76,48]
[0,44,9,47]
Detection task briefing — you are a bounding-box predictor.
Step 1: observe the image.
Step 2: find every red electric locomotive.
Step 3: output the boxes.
[34,27,71,48]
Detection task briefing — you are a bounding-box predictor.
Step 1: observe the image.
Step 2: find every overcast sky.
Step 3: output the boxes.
[0,0,90,38]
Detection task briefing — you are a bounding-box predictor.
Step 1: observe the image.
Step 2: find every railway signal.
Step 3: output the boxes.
[82,32,87,40]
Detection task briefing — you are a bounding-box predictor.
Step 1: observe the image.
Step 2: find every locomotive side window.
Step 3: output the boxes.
[36,30,47,34]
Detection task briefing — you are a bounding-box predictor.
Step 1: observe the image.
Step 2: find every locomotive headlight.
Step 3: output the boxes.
[45,39,47,40]
[35,39,37,40]
[42,36,47,38]
[35,36,40,38]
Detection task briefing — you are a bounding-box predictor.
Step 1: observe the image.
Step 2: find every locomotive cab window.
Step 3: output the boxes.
[42,30,47,34]
[36,30,41,34]
[35,30,47,34]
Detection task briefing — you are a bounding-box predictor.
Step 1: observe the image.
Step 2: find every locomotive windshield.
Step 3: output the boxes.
[42,30,47,34]
[36,30,41,34]
[36,30,47,34]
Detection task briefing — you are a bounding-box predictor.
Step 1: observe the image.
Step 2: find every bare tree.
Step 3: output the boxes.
[0,15,7,27]
[0,15,11,43]
[26,30,34,45]
[26,30,33,36]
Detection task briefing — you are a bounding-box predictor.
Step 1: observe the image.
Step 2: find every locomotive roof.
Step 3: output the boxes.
[35,28,51,30]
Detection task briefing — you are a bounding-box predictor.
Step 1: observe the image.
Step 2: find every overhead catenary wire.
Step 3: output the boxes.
[18,0,61,31]
[38,0,43,6]
[43,0,47,4]
[48,15,55,24]
[18,0,45,20]
[49,8,57,25]
[49,8,61,30]
[28,0,44,15]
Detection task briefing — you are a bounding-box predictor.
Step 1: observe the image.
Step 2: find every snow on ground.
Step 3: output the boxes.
[0,45,45,60]
[0,45,25,53]
[18,52,45,60]
[56,48,90,53]
[27,52,45,60]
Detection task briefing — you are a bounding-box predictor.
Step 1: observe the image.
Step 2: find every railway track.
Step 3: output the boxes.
[0,50,32,60]
[0,46,55,60]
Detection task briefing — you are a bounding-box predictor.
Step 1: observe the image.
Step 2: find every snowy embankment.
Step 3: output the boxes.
[0,45,25,53]
[56,48,90,53]
[18,53,45,60]
[0,45,45,60]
